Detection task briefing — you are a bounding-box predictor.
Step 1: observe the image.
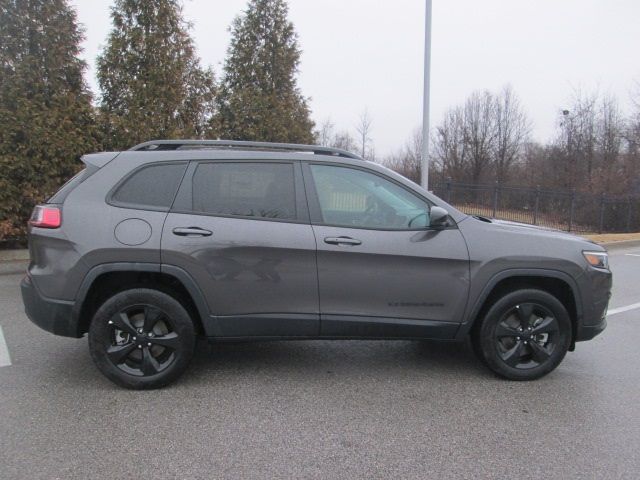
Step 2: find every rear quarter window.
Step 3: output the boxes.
[110,162,187,210]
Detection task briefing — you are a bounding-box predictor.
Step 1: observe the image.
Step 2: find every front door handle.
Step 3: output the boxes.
[172,227,213,237]
[324,236,362,246]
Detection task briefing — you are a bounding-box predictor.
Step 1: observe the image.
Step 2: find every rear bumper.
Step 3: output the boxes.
[20,275,81,338]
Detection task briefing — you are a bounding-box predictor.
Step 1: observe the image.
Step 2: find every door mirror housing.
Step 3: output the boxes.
[429,206,449,229]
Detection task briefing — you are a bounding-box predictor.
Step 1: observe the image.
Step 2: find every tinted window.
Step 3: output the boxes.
[192,162,296,220]
[112,163,187,209]
[310,165,432,229]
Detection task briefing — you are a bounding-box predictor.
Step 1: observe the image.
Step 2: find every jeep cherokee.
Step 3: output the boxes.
[21,140,612,389]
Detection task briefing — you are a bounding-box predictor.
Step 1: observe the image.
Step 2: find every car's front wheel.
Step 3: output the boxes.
[88,288,196,389]
[472,289,572,380]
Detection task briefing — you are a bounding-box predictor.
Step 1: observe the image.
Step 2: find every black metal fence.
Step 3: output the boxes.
[432,181,640,234]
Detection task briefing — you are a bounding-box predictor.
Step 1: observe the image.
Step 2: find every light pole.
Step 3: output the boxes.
[421,0,432,190]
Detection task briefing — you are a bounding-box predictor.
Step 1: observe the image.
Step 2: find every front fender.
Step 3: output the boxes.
[455,268,583,340]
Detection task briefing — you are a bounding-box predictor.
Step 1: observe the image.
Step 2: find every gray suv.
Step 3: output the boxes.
[21,140,612,389]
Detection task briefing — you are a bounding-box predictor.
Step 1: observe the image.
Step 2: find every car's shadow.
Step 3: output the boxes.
[179,337,491,385]
[34,337,493,391]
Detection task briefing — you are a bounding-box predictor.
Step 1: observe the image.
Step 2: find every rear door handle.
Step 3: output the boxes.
[172,227,213,237]
[324,236,362,246]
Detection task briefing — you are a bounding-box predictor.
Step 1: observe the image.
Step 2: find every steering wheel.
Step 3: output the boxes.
[361,201,380,226]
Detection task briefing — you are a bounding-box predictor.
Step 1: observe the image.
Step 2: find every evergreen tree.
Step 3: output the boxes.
[213,0,314,143]
[0,0,98,243]
[97,0,215,150]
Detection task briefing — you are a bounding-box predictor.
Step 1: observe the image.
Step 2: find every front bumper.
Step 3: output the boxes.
[575,268,612,342]
[576,316,607,342]
[21,275,80,338]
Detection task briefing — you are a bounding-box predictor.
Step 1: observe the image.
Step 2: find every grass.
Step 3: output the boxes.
[583,233,640,244]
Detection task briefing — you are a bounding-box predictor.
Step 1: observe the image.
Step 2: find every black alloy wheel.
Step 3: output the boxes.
[494,303,560,369]
[472,289,572,380]
[106,305,180,377]
[89,289,196,389]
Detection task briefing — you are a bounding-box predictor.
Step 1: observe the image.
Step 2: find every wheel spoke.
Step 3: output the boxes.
[495,322,519,338]
[532,316,558,335]
[143,306,163,333]
[141,347,161,375]
[149,332,180,350]
[111,312,137,336]
[501,340,525,367]
[516,304,534,329]
[528,340,551,364]
[106,343,136,364]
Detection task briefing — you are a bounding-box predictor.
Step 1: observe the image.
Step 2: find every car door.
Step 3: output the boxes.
[161,159,319,337]
[303,162,469,339]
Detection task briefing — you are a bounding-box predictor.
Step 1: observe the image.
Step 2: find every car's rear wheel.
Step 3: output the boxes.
[88,288,196,389]
[471,289,571,380]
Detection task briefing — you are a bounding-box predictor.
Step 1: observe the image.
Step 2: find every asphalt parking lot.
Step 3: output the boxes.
[1,246,639,479]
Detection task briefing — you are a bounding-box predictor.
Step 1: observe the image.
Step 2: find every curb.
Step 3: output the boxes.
[600,240,640,250]
[0,249,29,276]
[0,260,27,276]
[0,249,28,262]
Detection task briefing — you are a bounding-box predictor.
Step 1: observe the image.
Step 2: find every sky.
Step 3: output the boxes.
[72,0,640,157]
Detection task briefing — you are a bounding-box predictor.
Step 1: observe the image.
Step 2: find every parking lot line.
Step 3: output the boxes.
[0,326,11,367]
[608,302,640,317]
[625,254,640,257]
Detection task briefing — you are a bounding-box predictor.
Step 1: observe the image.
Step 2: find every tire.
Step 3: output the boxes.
[88,288,196,389]
[471,289,572,381]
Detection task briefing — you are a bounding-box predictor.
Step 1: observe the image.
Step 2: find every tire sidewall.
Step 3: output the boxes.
[477,289,572,380]
[89,288,196,389]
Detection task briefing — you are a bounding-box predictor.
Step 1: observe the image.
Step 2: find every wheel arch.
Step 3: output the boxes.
[73,263,210,336]
[457,269,582,346]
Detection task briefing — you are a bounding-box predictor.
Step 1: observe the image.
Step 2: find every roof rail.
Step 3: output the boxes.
[128,139,363,160]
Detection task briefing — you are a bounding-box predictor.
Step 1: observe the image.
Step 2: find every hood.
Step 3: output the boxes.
[471,216,600,246]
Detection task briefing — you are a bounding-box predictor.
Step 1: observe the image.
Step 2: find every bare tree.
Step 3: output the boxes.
[493,86,531,183]
[433,89,497,184]
[433,106,467,181]
[631,80,640,134]
[355,108,374,159]
[386,85,639,197]
[316,118,335,146]
[332,130,358,152]
[385,128,424,184]
[315,117,358,152]
[557,91,598,190]
[596,95,624,193]
[513,141,550,187]
[464,90,497,184]
[624,81,640,194]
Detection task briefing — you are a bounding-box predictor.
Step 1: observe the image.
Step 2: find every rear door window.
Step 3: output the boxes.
[191,162,296,220]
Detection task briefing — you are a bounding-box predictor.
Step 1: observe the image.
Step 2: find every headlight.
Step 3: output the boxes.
[583,251,609,270]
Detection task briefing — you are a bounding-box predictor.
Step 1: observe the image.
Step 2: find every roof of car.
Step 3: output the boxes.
[127,140,364,161]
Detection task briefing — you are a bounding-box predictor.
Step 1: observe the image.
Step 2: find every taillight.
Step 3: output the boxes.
[29,205,61,229]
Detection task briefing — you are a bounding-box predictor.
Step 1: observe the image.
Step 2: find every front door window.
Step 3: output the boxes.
[310,164,431,229]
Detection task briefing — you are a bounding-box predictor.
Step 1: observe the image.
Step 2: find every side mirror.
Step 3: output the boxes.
[429,206,449,229]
